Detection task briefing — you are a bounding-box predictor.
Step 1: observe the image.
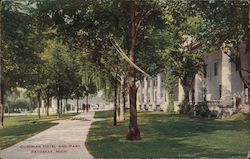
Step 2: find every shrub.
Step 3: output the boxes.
[166,103,175,113]
[6,100,32,113]
[195,101,210,117]
[179,101,210,117]
[178,101,194,116]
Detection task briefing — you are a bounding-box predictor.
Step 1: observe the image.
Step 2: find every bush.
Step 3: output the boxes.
[166,104,175,113]
[179,101,210,117]
[178,101,194,116]
[6,100,32,113]
[195,101,210,117]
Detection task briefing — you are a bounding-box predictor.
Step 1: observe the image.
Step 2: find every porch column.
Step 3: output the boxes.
[149,77,154,110]
[136,81,142,110]
[157,74,162,105]
[221,50,232,106]
[194,73,203,105]
[143,76,148,109]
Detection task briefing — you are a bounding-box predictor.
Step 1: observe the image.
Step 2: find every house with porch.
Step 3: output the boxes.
[136,44,250,116]
[136,74,168,112]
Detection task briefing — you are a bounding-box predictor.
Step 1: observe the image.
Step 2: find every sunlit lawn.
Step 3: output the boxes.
[0,113,77,150]
[86,111,250,158]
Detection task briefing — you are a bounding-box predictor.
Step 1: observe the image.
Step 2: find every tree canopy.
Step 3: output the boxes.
[1,0,249,142]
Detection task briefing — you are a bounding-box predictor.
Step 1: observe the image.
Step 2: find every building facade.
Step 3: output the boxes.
[197,45,250,115]
[136,46,250,116]
[136,74,169,112]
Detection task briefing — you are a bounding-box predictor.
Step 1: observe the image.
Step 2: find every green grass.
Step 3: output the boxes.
[86,111,250,158]
[0,113,77,150]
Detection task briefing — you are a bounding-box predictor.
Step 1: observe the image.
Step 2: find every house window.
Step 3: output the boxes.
[214,62,218,76]
[219,84,222,99]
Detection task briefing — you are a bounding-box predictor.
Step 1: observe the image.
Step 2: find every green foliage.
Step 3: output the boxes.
[178,101,194,116]
[194,0,249,51]
[159,1,206,104]
[164,71,175,113]
[1,0,40,90]
[39,39,82,99]
[3,0,248,120]
[179,101,210,118]
[7,100,32,113]
[195,101,210,118]
[225,113,250,121]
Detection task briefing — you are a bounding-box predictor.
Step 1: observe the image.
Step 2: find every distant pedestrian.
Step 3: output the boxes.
[86,104,89,112]
[82,104,86,112]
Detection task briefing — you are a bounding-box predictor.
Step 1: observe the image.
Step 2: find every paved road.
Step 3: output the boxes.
[0,112,95,159]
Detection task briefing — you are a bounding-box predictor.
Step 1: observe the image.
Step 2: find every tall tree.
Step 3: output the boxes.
[126,0,141,140]
[40,39,74,118]
[35,0,174,139]
[1,0,39,125]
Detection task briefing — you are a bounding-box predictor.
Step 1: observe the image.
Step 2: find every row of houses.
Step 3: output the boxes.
[136,44,250,116]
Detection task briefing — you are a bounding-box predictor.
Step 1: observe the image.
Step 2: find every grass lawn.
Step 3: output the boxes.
[0,113,77,150]
[86,111,250,158]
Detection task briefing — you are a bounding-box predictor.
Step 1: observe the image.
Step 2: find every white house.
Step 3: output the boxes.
[136,44,250,116]
[195,44,250,115]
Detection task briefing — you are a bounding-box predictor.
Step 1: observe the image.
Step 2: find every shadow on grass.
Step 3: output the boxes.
[86,111,250,158]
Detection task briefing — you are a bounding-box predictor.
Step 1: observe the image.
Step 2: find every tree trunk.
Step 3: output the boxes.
[65,98,68,112]
[247,0,250,51]
[37,89,41,119]
[0,83,4,127]
[0,1,3,127]
[247,0,250,112]
[181,74,196,104]
[126,0,141,141]
[86,94,89,112]
[247,88,250,113]
[182,85,190,104]
[60,99,63,114]
[56,82,60,118]
[113,76,118,126]
[45,87,50,116]
[76,96,79,113]
[120,76,125,121]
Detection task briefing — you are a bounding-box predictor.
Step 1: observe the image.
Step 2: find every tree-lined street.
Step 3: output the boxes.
[0,0,250,158]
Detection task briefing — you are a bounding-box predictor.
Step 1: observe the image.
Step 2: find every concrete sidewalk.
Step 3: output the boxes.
[0,112,95,159]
